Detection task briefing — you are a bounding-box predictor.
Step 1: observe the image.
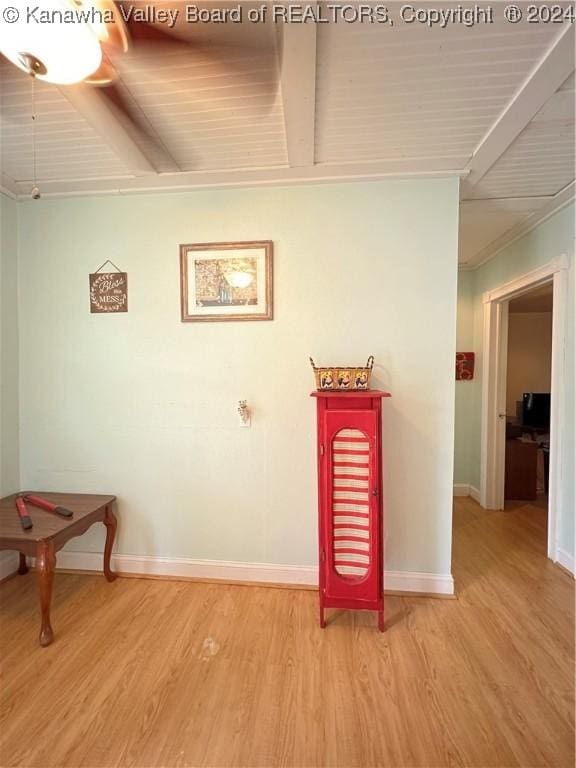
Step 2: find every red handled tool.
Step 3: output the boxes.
[24,494,74,518]
[15,496,33,530]
[14,494,74,532]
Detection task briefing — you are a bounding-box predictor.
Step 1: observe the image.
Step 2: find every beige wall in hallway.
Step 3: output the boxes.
[506,312,552,419]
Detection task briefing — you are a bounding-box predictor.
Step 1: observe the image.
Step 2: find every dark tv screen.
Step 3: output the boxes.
[522,393,550,429]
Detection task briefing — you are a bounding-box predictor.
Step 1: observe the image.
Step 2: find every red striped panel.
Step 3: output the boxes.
[332,428,370,579]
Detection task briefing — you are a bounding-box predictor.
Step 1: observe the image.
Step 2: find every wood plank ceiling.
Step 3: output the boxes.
[315,21,558,165]
[0,1,574,267]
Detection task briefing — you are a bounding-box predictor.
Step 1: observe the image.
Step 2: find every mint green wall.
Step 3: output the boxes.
[0,193,20,496]
[17,179,460,577]
[455,202,575,560]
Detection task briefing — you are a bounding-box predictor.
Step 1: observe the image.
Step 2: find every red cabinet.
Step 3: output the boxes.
[311,391,391,631]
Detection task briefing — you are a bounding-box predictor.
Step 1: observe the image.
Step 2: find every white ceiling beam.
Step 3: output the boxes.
[280,11,317,167]
[59,86,157,177]
[10,157,468,199]
[462,24,575,195]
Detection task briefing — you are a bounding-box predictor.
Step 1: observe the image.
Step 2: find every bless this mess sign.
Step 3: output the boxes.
[89,270,128,314]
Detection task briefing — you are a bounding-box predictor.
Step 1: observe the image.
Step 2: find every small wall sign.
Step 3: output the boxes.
[89,260,128,314]
[456,352,475,380]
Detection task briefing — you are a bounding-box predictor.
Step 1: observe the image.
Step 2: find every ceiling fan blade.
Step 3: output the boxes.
[92,0,129,51]
[116,1,279,51]
[59,84,157,176]
[98,81,181,172]
[122,19,194,47]
[84,60,117,86]
[112,2,283,112]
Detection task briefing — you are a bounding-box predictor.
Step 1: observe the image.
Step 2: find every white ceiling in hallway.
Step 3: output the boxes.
[0,1,574,267]
[459,196,551,265]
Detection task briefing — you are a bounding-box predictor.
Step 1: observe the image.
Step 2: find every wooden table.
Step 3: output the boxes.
[0,492,117,646]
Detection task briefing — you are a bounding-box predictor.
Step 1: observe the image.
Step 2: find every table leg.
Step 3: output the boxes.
[103,504,118,582]
[36,541,56,647]
[18,553,29,575]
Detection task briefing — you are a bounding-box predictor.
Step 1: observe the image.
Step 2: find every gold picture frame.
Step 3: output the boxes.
[180,241,273,322]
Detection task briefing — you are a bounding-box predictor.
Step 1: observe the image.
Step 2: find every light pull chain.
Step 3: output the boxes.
[31,74,40,199]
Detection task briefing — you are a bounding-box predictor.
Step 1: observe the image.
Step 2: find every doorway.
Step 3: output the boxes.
[480,256,569,562]
[504,283,552,537]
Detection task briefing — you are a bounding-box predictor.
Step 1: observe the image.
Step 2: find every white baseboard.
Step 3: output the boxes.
[0,551,19,580]
[556,548,575,576]
[453,484,481,506]
[385,570,454,595]
[54,550,454,596]
[453,483,480,504]
[57,551,318,586]
[470,485,481,503]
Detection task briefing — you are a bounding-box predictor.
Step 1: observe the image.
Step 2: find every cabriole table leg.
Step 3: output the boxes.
[103,504,118,582]
[36,541,56,646]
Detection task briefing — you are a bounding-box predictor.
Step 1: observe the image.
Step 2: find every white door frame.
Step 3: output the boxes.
[480,255,569,561]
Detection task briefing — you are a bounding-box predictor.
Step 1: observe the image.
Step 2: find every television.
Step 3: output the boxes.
[522,393,551,430]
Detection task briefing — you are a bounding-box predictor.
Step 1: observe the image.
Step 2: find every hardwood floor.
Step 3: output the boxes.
[0,496,573,768]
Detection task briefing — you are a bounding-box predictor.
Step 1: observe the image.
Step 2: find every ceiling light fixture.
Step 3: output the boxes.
[0,0,103,85]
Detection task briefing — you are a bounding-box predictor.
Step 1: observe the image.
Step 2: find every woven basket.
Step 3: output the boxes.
[310,356,374,391]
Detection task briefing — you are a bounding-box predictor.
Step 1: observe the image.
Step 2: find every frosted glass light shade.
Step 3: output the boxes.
[0,0,102,84]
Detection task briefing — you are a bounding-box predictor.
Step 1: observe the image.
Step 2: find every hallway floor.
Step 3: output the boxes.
[0,496,574,768]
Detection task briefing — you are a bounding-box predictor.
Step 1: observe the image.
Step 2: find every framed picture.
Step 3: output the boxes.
[180,241,273,322]
[456,352,475,380]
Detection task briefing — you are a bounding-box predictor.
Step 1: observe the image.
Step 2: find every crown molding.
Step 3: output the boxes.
[11,159,469,200]
[0,173,18,199]
[459,181,575,271]
[0,186,17,200]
